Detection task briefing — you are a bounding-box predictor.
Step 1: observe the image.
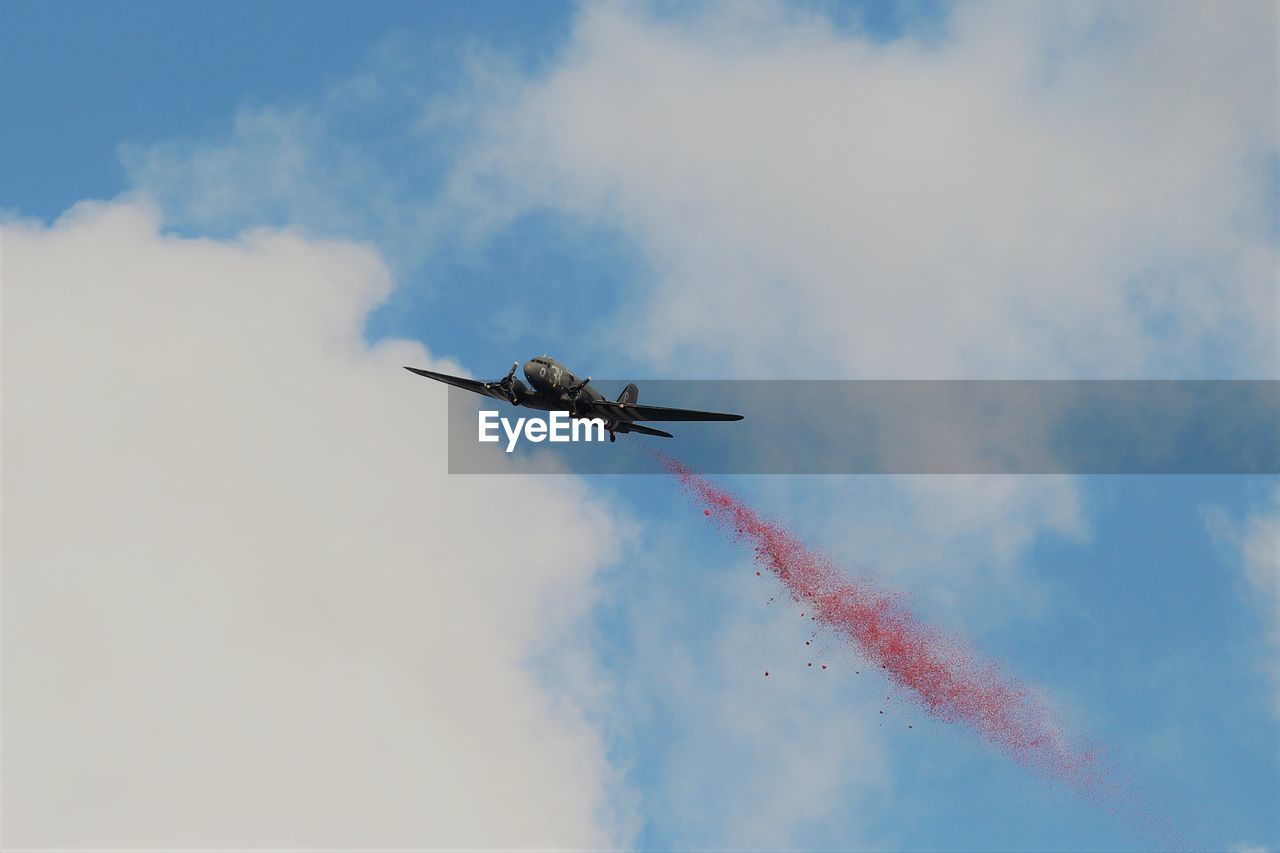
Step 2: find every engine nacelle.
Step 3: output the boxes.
[505,378,529,404]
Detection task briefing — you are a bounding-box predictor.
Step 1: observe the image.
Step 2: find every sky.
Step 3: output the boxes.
[2,1,1278,851]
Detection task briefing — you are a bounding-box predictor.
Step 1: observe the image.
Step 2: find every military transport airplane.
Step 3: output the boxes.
[404,355,743,441]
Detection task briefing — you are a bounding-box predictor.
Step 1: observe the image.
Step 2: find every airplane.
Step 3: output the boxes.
[404,355,743,441]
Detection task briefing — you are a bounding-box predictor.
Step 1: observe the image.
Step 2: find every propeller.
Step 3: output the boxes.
[485,362,521,404]
[566,375,592,415]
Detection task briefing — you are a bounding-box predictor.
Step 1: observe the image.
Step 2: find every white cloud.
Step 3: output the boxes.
[830,475,1085,625]
[123,3,1277,382]
[1230,843,1271,853]
[1206,484,1280,716]
[457,1,1276,379]
[2,201,632,848]
[1239,490,1280,633]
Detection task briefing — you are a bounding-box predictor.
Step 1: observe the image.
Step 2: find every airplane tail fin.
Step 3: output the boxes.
[617,383,639,406]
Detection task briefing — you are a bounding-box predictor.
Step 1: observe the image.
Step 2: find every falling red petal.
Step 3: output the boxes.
[657,454,1119,806]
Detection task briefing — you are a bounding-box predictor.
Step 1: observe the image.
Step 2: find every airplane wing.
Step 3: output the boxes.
[403,365,514,402]
[592,400,744,422]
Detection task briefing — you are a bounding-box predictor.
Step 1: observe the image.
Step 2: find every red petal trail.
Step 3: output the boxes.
[661,456,1110,793]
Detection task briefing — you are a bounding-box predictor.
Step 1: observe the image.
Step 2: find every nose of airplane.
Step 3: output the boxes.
[523,360,542,386]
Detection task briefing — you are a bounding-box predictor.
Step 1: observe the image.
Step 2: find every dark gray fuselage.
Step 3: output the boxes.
[513,355,604,414]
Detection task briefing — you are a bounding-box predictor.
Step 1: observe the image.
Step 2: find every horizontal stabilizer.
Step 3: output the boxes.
[619,422,674,438]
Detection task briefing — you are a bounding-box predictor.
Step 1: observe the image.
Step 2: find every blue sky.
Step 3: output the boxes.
[3,2,1277,851]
